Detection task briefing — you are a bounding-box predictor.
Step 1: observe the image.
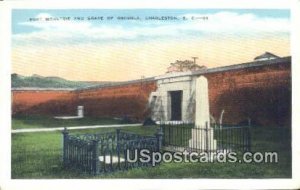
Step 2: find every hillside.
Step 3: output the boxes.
[11,73,112,88]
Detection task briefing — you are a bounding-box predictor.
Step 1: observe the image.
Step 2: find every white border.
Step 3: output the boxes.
[291,0,300,187]
[0,0,292,9]
[1,0,299,189]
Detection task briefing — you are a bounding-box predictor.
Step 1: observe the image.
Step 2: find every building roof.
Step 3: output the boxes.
[254,52,280,61]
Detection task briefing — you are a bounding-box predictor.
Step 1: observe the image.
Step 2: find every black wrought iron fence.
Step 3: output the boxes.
[62,128,162,175]
[161,123,251,153]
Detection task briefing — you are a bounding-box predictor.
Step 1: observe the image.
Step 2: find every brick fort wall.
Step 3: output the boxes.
[205,60,291,127]
[11,59,291,127]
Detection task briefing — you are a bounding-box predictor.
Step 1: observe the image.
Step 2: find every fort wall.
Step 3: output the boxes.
[11,57,291,127]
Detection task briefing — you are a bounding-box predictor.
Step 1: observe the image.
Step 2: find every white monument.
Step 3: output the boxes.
[189,76,217,151]
[77,106,84,118]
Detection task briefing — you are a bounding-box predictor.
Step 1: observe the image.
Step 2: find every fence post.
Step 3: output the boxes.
[160,124,165,146]
[92,139,99,175]
[116,129,121,169]
[155,127,163,151]
[248,118,251,127]
[116,129,121,143]
[62,127,69,167]
[247,122,252,152]
[205,122,209,153]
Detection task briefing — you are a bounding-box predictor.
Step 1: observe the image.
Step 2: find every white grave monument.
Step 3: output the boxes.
[189,76,217,151]
[77,106,84,118]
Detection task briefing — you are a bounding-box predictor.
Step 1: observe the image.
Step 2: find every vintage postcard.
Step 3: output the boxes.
[0,0,299,189]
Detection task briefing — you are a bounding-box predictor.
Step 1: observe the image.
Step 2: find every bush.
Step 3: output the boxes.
[143,117,156,126]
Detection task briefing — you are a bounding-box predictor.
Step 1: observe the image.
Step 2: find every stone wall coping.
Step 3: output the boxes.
[192,56,291,76]
[75,77,156,91]
[155,71,193,80]
[11,87,75,91]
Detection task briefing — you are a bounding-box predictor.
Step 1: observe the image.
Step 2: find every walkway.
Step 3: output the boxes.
[11,123,142,133]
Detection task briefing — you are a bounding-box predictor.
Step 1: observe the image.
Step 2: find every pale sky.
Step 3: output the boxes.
[12,9,290,81]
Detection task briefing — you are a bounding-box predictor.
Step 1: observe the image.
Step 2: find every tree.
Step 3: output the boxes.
[167,60,206,73]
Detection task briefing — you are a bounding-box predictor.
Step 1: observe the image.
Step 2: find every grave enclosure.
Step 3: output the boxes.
[62,128,162,175]
[62,123,252,175]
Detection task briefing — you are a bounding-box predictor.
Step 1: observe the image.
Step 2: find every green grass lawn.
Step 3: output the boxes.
[12,126,158,178]
[11,119,291,179]
[12,115,126,129]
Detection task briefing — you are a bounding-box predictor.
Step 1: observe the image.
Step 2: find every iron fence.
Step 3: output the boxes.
[161,123,251,153]
[62,128,162,175]
[12,125,289,178]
